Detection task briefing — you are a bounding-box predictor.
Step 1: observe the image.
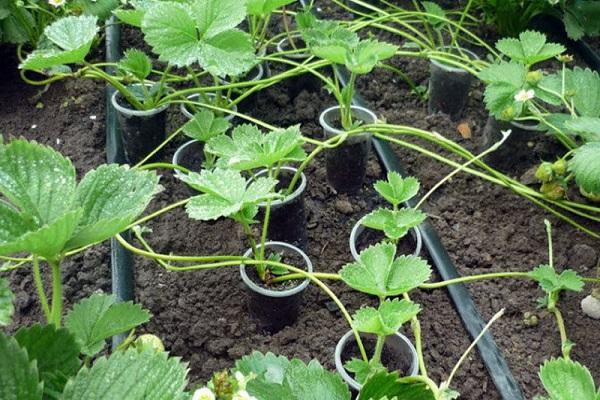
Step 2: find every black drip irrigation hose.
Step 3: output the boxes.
[105,18,135,348]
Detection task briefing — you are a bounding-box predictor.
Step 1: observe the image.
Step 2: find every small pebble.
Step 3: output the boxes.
[335,199,353,215]
[581,295,600,319]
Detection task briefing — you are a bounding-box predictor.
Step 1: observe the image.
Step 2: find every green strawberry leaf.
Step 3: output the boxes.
[182,168,278,222]
[496,31,564,65]
[345,39,397,74]
[528,265,584,295]
[20,15,99,70]
[15,324,81,396]
[479,62,528,119]
[352,298,420,336]
[362,208,426,241]
[62,349,188,400]
[421,1,446,30]
[0,277,14,326]
[539,358,597,400]
[236,351,290,385]
[565,117,600,142]
[0,331,44,400]
[118,49,152,81]
[565,67,600,118]
[569,142,600,196]
[65,293,151,357]
[207,124,306,170]
[345,358,384,384]
[247,0,295,17]
[358,371,436,400]
[183,109,231,142]
[374,172,420,207]
[73,0,119,20]
[340,243,432,297]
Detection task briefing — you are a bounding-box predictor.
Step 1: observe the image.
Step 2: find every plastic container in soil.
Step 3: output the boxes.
[335,330,419,394]
[428,46,479,121]
[240,241,313,333]
[255,167,308,250]
[221,63,266,114]
[180,93,238,122]
[349,216,422,261]
[276,34,323,98]
[172,139,204,195]
[482,116,543,173]
[319,105,377,193]
[111,89,168,165]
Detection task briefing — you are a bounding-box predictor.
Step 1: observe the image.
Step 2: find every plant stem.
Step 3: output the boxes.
[32,255,51,322]
[49,259,62,327]
[549,305,571,359]
[371,334,386,364]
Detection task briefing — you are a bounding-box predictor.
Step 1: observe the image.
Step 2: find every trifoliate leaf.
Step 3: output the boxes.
[569,142,600,196]
[236,351,290,385]
[183,109,231,142]
[15,324,81,396]
[0,277,14,326]
[340,243,431,297]
[207,124,306,170]
[182,168,278,221]
[352,299,420,336]
[247,0,295,16]
[539,358,597,400]
[565,117,600,142]
[62,349,188,400]
[362,208,426,241]
[528,265,584,295]
[374,172,420,207]
[118,49,152,81]
[358,371,436,400]
[496,31,565,65]
[421,1,446,30]
[247,358,351,400]
[0,331,44,400]
[20,15,99,70]
[65,293,151,357]
[479,62,528,119]
[345,39,397,74]
[345,358,384,384]
[66,164,160,250]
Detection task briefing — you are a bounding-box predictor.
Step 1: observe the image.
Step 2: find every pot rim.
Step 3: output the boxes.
[172,139,203,179]
[349,215,423,262]
[254,166,307,208]
[221,62,265,84]
[319,105,377,138]
[276,34,311,60]
[110,87,169,117]
[334,330,419,392]
[240,241,312,298]
[180,92,238,121]
[430,45,480,73]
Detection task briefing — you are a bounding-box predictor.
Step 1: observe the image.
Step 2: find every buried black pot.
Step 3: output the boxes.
[276,34,323,98]
[349,216,423,262]
[335,330,419,395]
[428,47,479,121]
[180,93,238,122]
[111,90,168,164]
[319,105,377,193]
[240,241,313,333]
[256,167,308,250]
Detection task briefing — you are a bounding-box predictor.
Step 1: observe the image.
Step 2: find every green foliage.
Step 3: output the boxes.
[15,324,81,396]
[142,0,256,76]
[236,351,290,384]
[245,356,351,400]
[565,68,600,118]
[20,15,99,71]
[476,0,551,37]
[183,110,231,142]
[362,208,426,241]
[340,243,431,297]
[182,168,278,223]
[568,142,600,196]
[538,358,599,400]
[528,265,584,295]
[374,172,420,208]
[344,358,384,385]
[565,117,600,142]
[113,0,155,27]
[0,331,44,400]
[0,277,14,326]
[65,293,151,357]
[0,140,159,260]
[118,49,152,81]
[352,299,420,337]
[358,370,436,400]
[421,1,446,30]
[73,0,120,20]
[206,124,306,171]
[62,349,188,399]
[247,0,295,17]
[478,61,527,119]
[563,0,600,40]
[496,31,565,65]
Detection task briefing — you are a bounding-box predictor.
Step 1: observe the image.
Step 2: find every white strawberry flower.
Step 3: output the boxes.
[192,387,216,400]
[514,89,535,102]
[48,0,65,7]
[232,390,257,400]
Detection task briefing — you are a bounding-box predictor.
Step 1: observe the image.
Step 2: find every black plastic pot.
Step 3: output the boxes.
[111,90,168,164]
[482,116,542,173]
[256,167,308,250]
[240,241,312,333]
[276,35,323,98]
[319,105,376,193]
[428,47,478,121]
[180,93,237,122]
[335,330,419,396]
[349,216,422,261]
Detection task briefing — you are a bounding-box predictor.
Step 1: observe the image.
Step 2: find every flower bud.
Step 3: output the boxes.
[535,162,554,183]
[134,334,165,353]
[540,182,566,200]
[551,159,567,176]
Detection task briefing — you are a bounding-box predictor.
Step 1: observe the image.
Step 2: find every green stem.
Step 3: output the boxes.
[49,259,62,327]
[32,256,51,322]
[549,306,571,359]
[371,334,386,364]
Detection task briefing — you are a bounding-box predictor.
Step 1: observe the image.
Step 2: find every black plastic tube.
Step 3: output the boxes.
[105,18,135,348]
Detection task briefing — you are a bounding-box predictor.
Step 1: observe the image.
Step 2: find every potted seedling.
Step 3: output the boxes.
[336,242,431,393]
[180,124,309,331]
[298,11,397,193]
[350,172,424,261]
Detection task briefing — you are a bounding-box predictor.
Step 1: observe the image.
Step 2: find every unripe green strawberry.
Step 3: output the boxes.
[134,334,165,352]
[501,106,515,120]
[535,162,554,183]
[551,159,567,176]
[526,71,543,84]
[541,182,566,200]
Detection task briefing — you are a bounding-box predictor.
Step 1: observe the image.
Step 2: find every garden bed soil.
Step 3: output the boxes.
[2,6,599,400]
